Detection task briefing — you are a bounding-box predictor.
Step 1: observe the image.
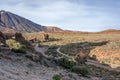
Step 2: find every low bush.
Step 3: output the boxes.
[6,39,26,53]
[52,74,61,80]
[57,57,77,69]
[71,65,88,76]
[45,46,58,56]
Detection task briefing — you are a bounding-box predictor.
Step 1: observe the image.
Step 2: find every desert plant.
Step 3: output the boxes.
[57,57,77,69]
[6,39,16,49]
[6,39,26,53]
[45,45,59,56]
[71,65,88,76]
[52,74,61,80]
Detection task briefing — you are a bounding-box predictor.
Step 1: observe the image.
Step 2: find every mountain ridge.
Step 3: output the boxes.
[0,10,63,33]
[98,29,120,34]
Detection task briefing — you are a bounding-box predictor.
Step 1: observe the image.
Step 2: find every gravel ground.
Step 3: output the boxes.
[0,55,104,80]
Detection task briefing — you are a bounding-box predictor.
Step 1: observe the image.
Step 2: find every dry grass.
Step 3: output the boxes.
[22,32,120,66]
[42,32,120,46]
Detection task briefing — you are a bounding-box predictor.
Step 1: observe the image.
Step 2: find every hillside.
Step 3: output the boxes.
[0,26,16,33]
[43,26,63,32]
[0,10,63,33]
[0,29,120,80]
[98,29,120,34]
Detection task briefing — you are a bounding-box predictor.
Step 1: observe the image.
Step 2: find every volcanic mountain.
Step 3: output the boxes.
[0,10,63,33]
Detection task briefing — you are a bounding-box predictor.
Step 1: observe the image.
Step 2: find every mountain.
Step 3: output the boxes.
[0,25,16,33]
[98,29,120,34]
[0,10,63,33]
[43,26,63,32]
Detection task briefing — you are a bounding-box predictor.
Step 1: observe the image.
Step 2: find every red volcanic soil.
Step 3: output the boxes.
[43,26,63,32]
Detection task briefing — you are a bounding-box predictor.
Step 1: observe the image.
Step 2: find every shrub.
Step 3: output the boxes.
[6,39,16,49]
[6,39,26,53]
[71,65,88,76]
[52,74,61,80]
[38,42,42,47]
[57,57,77,69]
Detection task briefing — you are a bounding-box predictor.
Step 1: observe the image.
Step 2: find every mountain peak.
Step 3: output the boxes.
[0,10,6,13]
[0,10,7,14]
[0,10,44,32]
[0,10,63,33]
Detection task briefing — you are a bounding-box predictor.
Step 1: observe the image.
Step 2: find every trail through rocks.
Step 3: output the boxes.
[0,45,119,80]
[56,47,120,73]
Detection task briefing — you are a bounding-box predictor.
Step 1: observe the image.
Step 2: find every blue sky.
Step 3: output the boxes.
[0,0,120,32]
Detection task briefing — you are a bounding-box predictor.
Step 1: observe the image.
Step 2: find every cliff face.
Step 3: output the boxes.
[0,10,63,33]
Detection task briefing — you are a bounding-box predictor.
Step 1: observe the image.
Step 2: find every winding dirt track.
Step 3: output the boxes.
[34,44,51,58]
[1,45,118,80]
[56,47,120,73]
[34,44,120,72]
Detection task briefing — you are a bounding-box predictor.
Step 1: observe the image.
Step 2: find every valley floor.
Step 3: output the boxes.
[0,44,119,80]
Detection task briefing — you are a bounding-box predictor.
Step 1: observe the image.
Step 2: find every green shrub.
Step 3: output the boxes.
[71,65,88,76]
[6,39,26,53]
[38,42,42,47]
[52,74,61,80]
[6,39,16,49]
[57,57,77,69]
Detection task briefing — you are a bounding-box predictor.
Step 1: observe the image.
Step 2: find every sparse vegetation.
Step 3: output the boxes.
[52,74,61,80]
[71,65,88,76]
[45,46,58,56]
[23,32,120,66]
[22,32,120,79]
[0,8,120,80]
[6,39,26,53]
[57,57,77,69]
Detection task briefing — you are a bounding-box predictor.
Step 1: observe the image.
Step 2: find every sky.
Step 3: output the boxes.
[0,0,120,32]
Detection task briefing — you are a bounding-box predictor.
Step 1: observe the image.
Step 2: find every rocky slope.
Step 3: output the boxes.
[0,10,63,33]
[0,26,16,33]
[0,46,104,80]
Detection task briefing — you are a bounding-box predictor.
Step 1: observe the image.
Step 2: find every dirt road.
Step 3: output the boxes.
[34,44,51,58]
[56,47,120,73]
